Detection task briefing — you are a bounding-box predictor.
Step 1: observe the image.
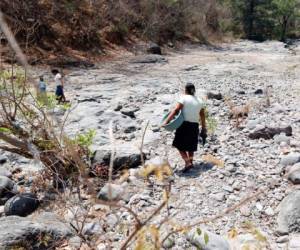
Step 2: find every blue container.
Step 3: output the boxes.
[162,110,184,131]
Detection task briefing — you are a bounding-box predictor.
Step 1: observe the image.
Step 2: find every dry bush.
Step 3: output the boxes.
[225,97,251,127]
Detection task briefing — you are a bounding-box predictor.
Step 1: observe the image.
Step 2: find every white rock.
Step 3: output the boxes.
[265,207,275,216]
[256,203,263,211]
[276,235,289,243]
[240,206,251,217]
[290,235,300,249]
[212,193,225,202]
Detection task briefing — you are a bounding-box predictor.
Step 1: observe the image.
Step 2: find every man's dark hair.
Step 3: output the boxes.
[185,83,196,95]
[51,69,59,75]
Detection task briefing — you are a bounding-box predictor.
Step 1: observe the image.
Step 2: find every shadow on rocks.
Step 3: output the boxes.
[176,162,214,178]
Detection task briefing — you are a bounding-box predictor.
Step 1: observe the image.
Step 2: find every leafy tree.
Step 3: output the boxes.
[273,0,300,41]
[225,0,275,40]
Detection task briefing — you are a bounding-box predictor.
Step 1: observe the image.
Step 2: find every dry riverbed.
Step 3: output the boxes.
[1,40,300,249]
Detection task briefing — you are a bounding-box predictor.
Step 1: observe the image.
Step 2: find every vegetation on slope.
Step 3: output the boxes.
[0,0,299,63]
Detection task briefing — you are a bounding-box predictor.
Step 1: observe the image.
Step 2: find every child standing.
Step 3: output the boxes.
[52,69,66,104]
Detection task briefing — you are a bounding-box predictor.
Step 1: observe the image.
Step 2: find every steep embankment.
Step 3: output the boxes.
[0,0,221,66]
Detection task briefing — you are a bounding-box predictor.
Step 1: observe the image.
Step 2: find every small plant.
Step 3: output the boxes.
[60,102,71,111]
[73,129,96,154]
[205,109,218,134]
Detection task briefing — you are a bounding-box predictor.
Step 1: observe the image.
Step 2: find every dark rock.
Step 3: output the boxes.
[121,109,136,119]
[114,103,123,111]
[92,147,145,170]
[131,55,168,64]
[249,126,292,140]
[237,90,246,95]
[184,65,199,71]
[147,43,162,55]
[274,133,290,144]
[0,156,7,164]
[207,92,223,100]
[254,89,263,95]
[124,126,137,133]
[5,193,39,217]
[277,190,300,235]
[0,176,15,205]
[0,212,73,248]
[77,96,102,103]
[49,57,94,68]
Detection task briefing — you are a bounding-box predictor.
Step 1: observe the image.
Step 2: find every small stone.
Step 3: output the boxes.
[121,109,136,118]
[276,235,289,243]
[265,207,275,216]
[254,89,263,95]
[93,204,109,211]
[113,103,123,111]
[0,157,7,165]
[106,213,118,227]
[212,193,225,202]
[69,236,82,249]
[290,235,300,249]
[97,183,124,201]
[232,182,241,191]
[97,243,108,250]
[247,120,259,130]
[240,206,251,217]
[223,185,234,193]
[256,203,263,211]
[162,237,175,249]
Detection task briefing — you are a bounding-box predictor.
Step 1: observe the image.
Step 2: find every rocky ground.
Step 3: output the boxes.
[0,40,300,249]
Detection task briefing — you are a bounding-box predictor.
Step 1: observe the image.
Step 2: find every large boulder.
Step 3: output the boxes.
[249,126,292,140]
[5,193,39,217]
[277,190,300,235]
[287,163,300,185]
[0,212,73,248]
[280,153,300,167]
[92,145,145,170]
[207,92,223,100]
[0,167,12,178]
[187,228,230,250]
[0,176,16,205]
